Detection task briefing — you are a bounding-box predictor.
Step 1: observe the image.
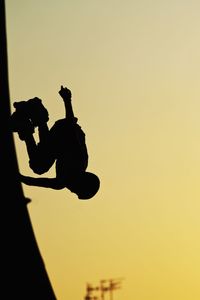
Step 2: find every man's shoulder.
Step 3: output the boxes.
[54,117,78,126]
[52,118,84,133]
[54,118,66,126]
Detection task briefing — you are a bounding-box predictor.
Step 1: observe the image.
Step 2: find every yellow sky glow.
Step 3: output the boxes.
[6,1,200,299]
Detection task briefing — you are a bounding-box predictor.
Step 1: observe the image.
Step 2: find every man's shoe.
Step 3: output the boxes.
[27,97,49,126]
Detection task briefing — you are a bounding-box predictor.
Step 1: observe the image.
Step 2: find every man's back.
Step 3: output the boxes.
[49,118,88,171]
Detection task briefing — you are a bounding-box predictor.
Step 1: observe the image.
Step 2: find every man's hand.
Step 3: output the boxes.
[59,85,72,100]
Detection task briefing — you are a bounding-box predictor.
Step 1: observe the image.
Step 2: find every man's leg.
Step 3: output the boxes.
[10,101,35,141]
[10,99,53,174]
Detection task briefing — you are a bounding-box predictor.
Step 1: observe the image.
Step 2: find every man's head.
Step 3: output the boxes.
[68,172,100,200]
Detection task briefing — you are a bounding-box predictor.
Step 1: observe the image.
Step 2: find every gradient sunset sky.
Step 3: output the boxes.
[6,1,200,299]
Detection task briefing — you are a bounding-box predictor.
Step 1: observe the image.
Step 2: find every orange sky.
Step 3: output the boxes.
[6,1,200,299]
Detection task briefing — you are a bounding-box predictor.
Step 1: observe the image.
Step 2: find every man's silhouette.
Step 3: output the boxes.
[11,85,100,200]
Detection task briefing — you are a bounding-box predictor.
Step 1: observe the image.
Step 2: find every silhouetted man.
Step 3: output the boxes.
[11,85,100,200]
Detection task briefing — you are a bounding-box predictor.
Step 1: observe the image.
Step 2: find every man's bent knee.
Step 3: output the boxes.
[29,160,51,175]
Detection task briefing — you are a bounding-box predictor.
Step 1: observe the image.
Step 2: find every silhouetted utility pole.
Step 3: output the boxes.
[84,278,123,300]
[0,1,57,298]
